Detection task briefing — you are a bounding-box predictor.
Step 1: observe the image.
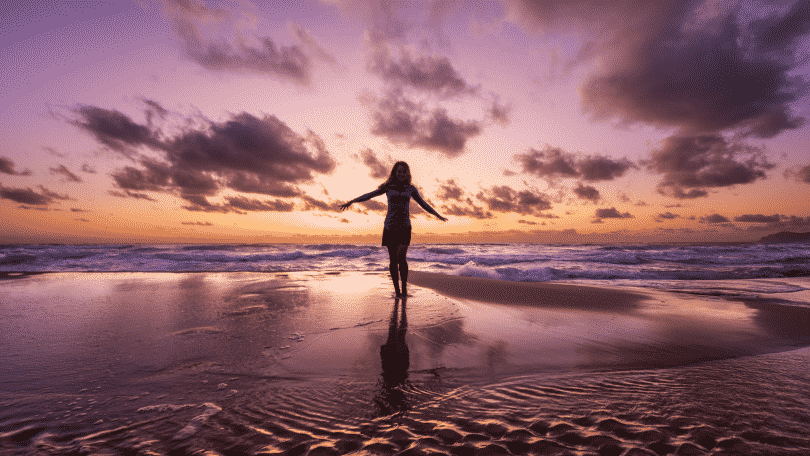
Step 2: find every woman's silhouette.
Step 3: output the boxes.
[340,162,447,297]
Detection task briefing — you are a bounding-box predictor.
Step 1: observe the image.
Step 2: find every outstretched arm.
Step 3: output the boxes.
[412,188,448,222]
[339,188,386,211]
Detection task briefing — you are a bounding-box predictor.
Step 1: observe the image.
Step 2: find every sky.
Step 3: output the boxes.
[1,0,809,244]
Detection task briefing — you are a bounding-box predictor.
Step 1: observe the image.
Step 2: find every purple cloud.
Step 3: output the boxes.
[515,145,634,182]
[157,0,315,83]
[49,165,82,183]
[645,133,773,199]
[572,183,600,202]
[369,89,481,157]
[699,213,731,224]
[71,104,336,211]
[0,156,32,176]
[367,42,477,97]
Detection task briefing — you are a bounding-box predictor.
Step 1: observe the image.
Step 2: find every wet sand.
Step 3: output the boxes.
[1,272,809,455]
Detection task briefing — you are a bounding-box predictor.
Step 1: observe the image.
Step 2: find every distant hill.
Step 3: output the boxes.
[758,231,810,243]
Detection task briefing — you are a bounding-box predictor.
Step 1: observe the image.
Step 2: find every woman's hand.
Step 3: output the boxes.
[339,201,352,211]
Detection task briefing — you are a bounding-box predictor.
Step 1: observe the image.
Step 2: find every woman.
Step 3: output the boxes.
[340,162,447,297]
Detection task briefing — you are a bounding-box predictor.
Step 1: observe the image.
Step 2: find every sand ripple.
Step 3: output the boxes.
[3,348,808,456]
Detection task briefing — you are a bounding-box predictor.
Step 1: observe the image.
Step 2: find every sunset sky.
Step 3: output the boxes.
[2,0,809,244]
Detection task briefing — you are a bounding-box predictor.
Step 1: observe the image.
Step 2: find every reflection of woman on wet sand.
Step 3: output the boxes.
[375,297,409,415]
[340,162,447,297]
[380,297,409,386]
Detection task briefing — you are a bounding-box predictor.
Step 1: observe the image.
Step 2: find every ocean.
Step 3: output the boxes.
[2,242,809,295]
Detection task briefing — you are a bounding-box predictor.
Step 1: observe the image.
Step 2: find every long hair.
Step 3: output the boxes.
[377,161,412,190]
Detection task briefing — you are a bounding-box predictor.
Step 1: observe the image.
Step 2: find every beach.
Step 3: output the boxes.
[1,271,809,455]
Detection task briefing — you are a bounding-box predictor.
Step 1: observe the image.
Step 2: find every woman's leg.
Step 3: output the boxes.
[387,245,401,296]
[397,244,409,296]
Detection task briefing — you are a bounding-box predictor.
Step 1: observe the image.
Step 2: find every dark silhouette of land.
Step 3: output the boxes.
[758,231,810,243]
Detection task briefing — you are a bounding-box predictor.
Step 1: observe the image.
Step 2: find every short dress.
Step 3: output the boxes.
[354,184,438,247]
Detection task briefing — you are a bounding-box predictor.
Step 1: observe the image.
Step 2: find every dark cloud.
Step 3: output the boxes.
[140,97,169,127]
[792,164,810,184]
[0,186,52,205]
[505,0,809,141]
[734,214,782,223]
[515,145,577,178]
[487,98,512,126]
[72,105,336,210]
[368,89,420,140]
[656,212,680,221]
[413,109,481,156]
[49,165,82,183]
[226,172,302,197]
[744,215,810,231]
[515,145,634,182]
[699,213,731,224]
[70,208,88,212]
[182,198,236,214]
[368,89,481,157]
[505,0,665,35]
[183,33,310,83]
[43,146,66,158]
[108,190,157,201]
[441,198,494,219]
[367,42,477,96]
[436,178,464,201]
[165,112,335,181]
[578,155,636,181]
[224,195,296,212]
[81,164,97,174]
[359,199,387,212]
[645,133,773,199]
[782,215,810,227]
[110,160,174,193]
[356,148,391,179]
[36,186,71,202]
[301,195,338,212]
[738,106,807,139]
[573,183,599,202]
[157,0,313,83]
[578,1,808,137]
[291,23,338,68]
[182,221,213,226]
[749,0,810,55]
[0,156,32,176]
[0,185,69,205]
[181,195,296,214]
[475,185,553,216]
[594,207,634,219]
[71,106,159,154]
[517,219,538,225]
